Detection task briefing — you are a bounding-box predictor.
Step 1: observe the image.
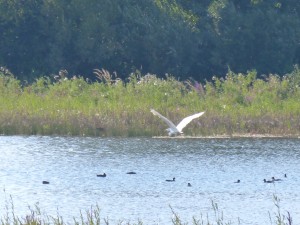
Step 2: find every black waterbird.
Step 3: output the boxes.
[166,177,175,182]
[97,173,106,177]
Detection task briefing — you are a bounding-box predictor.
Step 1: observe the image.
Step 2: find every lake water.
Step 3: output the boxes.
[0,136,299,224]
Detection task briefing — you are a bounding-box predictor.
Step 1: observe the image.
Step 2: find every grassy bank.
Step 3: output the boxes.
[1,67,300,137]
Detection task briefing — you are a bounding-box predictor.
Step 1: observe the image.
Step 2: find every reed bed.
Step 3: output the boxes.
[1,68,300,137]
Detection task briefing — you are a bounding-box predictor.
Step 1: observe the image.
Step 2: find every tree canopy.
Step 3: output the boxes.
[0,0,299,81]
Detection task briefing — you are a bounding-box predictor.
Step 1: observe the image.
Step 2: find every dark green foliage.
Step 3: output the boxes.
[213,1,300,75]
[0,1,299,82]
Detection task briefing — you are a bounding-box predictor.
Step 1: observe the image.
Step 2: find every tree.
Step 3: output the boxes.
[0,0,299,82]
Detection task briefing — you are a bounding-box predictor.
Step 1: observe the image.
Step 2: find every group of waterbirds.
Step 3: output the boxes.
[263,174,287,183]
[234,174,287,184]
[42,172,287,187]
[95,173,287,187]
[150,109,205,136]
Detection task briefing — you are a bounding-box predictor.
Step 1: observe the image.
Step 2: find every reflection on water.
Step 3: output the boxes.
[0,136,299,224]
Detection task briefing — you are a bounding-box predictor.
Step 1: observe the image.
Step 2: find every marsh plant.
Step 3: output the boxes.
[1,68,300,137]
[269,195,293,225]
[0,195,293,225]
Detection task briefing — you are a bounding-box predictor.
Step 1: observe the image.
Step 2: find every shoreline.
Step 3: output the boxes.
[152,133,300,139]
[1,133,300,139]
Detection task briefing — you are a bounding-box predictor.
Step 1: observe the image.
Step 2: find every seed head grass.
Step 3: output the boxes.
[0,194,293,225]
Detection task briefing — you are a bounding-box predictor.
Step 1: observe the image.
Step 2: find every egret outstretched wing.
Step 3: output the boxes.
[150,109,178,132]
[150,109,205,136]
[176,111,205,132]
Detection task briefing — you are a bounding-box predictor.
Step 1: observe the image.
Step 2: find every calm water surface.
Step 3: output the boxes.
[0,136,299,224]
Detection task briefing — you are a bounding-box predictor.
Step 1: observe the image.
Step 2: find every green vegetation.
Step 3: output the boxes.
[0,195,293,225]
[1,67,300,137]
[0,1,299,81]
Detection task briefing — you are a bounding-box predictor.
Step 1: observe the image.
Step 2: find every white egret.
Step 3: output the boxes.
[150,109,205,136]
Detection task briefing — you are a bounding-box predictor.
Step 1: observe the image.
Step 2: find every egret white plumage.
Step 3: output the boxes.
[150,109,205,136]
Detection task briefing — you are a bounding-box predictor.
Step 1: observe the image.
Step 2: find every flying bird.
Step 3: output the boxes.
[150,109,205,136]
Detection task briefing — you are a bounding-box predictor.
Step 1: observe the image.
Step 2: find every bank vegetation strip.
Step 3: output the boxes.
[0,194,293,225]
[1,67,300,137]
